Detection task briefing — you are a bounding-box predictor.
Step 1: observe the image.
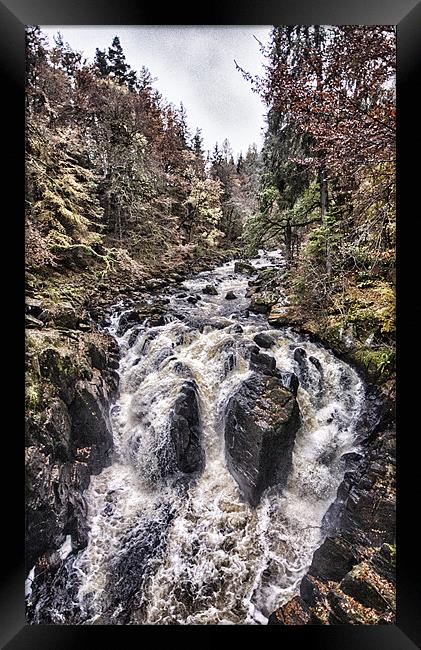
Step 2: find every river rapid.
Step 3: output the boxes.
[28,250,366,625]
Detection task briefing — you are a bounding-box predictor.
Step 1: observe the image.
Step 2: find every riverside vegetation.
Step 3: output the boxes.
[25,26,395,625]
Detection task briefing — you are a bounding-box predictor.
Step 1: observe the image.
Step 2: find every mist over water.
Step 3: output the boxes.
[29,251,365,625]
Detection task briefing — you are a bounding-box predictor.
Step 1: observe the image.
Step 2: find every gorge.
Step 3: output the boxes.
[25,250,394,625]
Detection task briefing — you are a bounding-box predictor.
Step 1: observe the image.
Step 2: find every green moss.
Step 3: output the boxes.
[384,543,396,566]
[351,346,395,381]
[25,375,42,412]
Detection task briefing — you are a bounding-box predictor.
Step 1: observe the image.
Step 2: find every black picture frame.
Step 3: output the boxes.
[2,0,420,646]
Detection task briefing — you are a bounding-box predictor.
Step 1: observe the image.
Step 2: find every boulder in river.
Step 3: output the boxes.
[249,291,278,314]
[225,291,237,300]
[224,371,301,506]
[249,350,276,375]
[202,284,218,296]
[254,332,275,349]
[234,260,255,275]
[165,381,205,478]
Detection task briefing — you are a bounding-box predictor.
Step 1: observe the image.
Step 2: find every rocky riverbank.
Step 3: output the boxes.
[246,264,396,625]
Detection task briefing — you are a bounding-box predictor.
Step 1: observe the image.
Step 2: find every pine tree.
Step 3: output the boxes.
[192,128,204,157]
[94,48,109,77]
[107,36,130,83]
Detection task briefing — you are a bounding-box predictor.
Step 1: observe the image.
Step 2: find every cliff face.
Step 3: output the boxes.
[268,380,396,625]
[25,325,120,574]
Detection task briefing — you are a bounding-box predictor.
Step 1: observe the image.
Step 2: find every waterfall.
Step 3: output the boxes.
[29,251,365,625]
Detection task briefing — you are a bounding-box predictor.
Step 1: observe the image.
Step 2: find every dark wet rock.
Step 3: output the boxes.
[293,347,307,364]
[234,260,254,275]
[230,324,243,334]
[309,537,357,582]
[340,563,392,612]
[254,332,275,349]
[164,381,205,478]
[144,278,165,291]
[249,296,270,314]
[239,341,260,359]
[87,341,107,370]
[318,447,338,465]
[173,361,193,378]
[202,284,218,295]
[128,327,142,348]
[224,353,236,375]
[293,347,319,394]
[225,291,237,300]
[300,574,325,607]
[187,295,199,304]
[44,398,72,461]
[270,400,396,625]
[69,375,114,474]
[26,327,119,597]
[25,448,89,572]
[149,313,167,327]
[309,356,322,371]
[341,451,363,466]
[224,372,301,506]
[250,350,276,375]
[108,358,119,370]
[116,309,141,336]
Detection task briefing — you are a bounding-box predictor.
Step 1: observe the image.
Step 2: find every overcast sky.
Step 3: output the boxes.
[40,26,272,157]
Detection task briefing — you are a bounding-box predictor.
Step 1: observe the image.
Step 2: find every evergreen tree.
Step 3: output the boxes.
[94,48,109,77]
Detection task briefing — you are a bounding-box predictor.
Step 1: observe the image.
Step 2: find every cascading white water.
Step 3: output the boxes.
[69,251,365,625]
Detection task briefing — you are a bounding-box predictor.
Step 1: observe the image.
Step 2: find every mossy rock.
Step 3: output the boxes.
[234,260,254,275]
[250,291,279,314]
[350,347,395,382]
[38,348,78,404]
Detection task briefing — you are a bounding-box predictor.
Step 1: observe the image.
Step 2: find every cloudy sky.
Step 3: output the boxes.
[41,26,272,157]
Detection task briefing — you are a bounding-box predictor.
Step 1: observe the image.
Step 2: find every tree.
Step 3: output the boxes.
[240,25,395,272]
[93,48,109,77]
[107,36,138,91]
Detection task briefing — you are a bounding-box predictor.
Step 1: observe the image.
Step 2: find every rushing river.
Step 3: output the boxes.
[29,250,366,625]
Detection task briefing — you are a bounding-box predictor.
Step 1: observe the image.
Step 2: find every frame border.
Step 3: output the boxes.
[2,0,420,646]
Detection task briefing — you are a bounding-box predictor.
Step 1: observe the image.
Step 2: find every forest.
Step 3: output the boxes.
[25,26,396,627]
[26,25,395,381]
